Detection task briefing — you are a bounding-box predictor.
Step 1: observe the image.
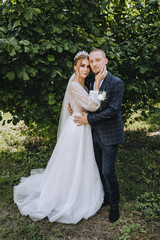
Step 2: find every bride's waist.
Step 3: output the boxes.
[73,112,82,116]
[69,112,87,118]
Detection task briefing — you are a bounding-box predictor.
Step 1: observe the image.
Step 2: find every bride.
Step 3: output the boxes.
[14,51,106,224]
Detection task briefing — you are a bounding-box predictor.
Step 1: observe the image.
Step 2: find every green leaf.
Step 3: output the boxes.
[71,45,77,53]
[32,103,37,108]
[127,84,138,91]
[8,93,15,99]
[63,43,69,50]
[33,8,42,14]
[48,99,56,105]
[48,93,54,99]
[0,27,5,32]
[6,72,15,81]
[33,27,43,34]
[67,61,72,68]
[32,46,39,53]
[20,40,30,45]
[14,44,21,52]
[99,36,107,44]
[47,55,55,61]
[89,34,95,39]
[77,43,85,47]
[23,72,29,81]
[24,46,30,52]
[88,12,93,17]
[13,20,21,28]
[48,92,56,105]
[51,71,57,78]
[24,100,28,105]
[156,55,160,63]
[0,39,7,49]
[58,14,64,20]
[10,48,16,56]
[56,70,63,77]
[139,66,149,74]
[108,52,115,59]
[24,10,33,21]
[22,20,28,27]
[57,46,63,53]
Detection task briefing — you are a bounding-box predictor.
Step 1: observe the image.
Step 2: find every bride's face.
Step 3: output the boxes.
[75,59,90,79]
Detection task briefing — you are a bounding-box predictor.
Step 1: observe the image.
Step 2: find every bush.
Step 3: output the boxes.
[0,0,159,141]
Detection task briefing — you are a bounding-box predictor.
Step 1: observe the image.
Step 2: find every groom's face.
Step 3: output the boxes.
[89,51,108,75]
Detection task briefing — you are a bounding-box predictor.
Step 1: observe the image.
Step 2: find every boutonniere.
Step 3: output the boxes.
[98,91,106,110]
[97,90,106,101]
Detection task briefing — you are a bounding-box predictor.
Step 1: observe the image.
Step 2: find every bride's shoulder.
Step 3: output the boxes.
[69,81,88,93]
[68,81,78,94]
[69,81,80,89]
[69,81,78,85]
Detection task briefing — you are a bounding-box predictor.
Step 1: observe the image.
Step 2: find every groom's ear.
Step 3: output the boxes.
[105,58,108,65]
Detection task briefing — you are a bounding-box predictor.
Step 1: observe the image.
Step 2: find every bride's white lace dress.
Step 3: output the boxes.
[14,81,104,224]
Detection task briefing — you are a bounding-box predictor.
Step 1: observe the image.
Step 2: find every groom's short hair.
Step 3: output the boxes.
[90,49,106,59]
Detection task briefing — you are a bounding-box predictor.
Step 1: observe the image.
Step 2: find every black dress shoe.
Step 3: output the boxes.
[109,206,120,222]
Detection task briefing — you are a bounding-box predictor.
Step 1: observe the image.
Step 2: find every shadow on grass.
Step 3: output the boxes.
[117,130,160,201]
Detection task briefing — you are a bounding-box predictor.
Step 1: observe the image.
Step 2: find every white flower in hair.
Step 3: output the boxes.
[74,50,89,60]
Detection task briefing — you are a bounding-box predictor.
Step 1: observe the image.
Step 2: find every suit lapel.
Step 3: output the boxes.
[100,71,111,91]
[89,71,112,91]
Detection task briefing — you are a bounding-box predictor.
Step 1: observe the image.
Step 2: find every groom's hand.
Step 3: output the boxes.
[74,112,88,126]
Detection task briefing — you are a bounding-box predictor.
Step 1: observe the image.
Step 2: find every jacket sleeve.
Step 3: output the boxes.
[68,82,101,112]
[88,80,124,124]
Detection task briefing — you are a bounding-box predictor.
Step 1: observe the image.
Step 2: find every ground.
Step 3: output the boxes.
[0,109,160,240]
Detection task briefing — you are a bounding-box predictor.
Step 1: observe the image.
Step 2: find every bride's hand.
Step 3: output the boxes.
[95,67,107,83]
[68,103,73,115]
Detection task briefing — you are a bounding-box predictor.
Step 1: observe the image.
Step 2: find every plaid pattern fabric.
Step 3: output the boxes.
[88,71,125,146]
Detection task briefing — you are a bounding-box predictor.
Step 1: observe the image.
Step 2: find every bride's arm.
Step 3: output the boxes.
[68,68,107,112]
[69,82,101,112]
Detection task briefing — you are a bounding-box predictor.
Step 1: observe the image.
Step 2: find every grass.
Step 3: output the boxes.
[0,108,160,240]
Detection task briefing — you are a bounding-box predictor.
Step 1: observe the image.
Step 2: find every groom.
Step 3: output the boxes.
[73,49,125,222]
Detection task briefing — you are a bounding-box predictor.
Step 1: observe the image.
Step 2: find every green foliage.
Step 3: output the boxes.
[136,192,160,219]
[106,0,160,119]
[0,0,110,140]
[119,223,146,240]
[0,0,160,140]
[125,103,160,132]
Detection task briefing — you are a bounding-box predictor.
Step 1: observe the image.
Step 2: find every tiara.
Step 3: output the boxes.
[74,50,89,60]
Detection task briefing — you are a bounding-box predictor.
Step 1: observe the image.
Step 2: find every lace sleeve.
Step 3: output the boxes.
[68,82,100,112]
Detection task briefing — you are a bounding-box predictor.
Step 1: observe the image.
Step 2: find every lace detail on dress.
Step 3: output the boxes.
[68,81,100,113]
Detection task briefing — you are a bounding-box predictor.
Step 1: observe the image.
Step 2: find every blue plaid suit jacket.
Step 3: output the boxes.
[87,71,125,146]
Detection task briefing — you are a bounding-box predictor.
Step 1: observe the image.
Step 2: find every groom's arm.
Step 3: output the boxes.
[88,80,124,125]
